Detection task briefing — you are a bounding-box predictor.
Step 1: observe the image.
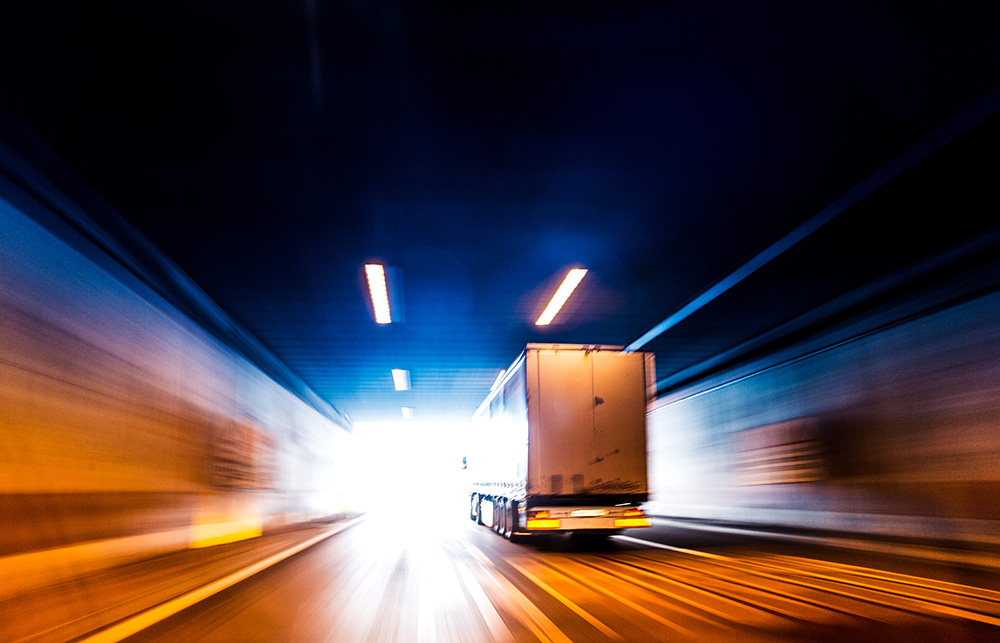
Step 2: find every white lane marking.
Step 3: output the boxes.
[464,540,496,568]
[416,566,437,643]
[463,542,573,643]
[455,559,516,643]
[79,517,365,643]
[613,534,729,559]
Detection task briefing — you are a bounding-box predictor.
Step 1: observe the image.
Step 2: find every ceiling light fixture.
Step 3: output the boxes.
[535,268,588,326]
[401,407,414,420]
[391,369,411,391]
[364,263,391,324]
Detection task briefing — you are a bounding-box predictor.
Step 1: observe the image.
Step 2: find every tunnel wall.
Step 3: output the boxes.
[0,181,352,598]
[646,286,1000,545]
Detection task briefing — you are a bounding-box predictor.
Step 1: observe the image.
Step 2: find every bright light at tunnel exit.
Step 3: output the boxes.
[364,264,391,324]
[350,421,472,522]
[536,268,587,325]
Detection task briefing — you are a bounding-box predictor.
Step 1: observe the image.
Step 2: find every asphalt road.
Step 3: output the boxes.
[124,510,1000,642]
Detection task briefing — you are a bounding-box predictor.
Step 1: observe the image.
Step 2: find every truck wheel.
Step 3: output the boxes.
[499,499,509,538]
[507,500,522,542]
[470,494,478,522]
[493,499,502,533]
[502,500,512,540]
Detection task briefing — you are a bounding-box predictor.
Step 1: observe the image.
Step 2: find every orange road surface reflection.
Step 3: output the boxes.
[117,515,1000,642]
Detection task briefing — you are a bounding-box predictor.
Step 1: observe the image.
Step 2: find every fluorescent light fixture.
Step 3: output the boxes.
[490,369,507,391]
[364,264,391,324]
[401,407,414,420]
[535,268,588,325]
[391,369,411,391]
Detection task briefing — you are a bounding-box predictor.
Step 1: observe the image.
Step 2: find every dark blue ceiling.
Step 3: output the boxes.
[2,2,999,421]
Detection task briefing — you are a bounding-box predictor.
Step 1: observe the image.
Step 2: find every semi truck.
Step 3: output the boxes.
[468,344,655,540]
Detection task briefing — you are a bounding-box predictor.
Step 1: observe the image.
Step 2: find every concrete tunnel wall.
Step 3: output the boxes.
[646,285,1000,546]
[0,177,353,600]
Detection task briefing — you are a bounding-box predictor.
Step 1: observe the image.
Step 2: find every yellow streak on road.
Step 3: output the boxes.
[579,556,766,626]
[547,559,696,637]
[622,534,1000,627]
[610,553,850,625]
[759,552,1000,602]
[78,518,364,643]
[734,555,1000,627]
[506,559,624,641]
[464,542,573,643]
[455,560,516,643]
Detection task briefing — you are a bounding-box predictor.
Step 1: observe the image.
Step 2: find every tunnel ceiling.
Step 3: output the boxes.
[1,2,1000,422]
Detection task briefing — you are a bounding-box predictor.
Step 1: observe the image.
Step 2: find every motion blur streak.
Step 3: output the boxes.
[4,75,1000,643]
[504,558,624,641]
[646,282,1000,547]
[79,519,361,643]
[117,515,1000,642]
[0,150,354,639]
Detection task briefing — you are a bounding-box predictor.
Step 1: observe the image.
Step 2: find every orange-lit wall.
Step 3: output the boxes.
[0,188,352,598]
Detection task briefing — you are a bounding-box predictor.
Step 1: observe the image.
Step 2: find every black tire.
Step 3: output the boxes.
[501,499,510,539]
[504,500,515,540]
[507,500,523,542]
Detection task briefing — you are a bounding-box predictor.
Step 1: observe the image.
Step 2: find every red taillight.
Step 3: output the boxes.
[623,508,644,517]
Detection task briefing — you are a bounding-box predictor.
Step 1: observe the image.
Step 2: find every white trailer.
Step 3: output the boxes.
[469,344,655,539]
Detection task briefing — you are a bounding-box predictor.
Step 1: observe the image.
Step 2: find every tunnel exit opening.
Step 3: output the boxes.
[351,421,472,527]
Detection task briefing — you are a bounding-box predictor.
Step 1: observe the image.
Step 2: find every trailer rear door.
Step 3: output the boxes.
[591,350,648,495]
[526,347,649,498]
